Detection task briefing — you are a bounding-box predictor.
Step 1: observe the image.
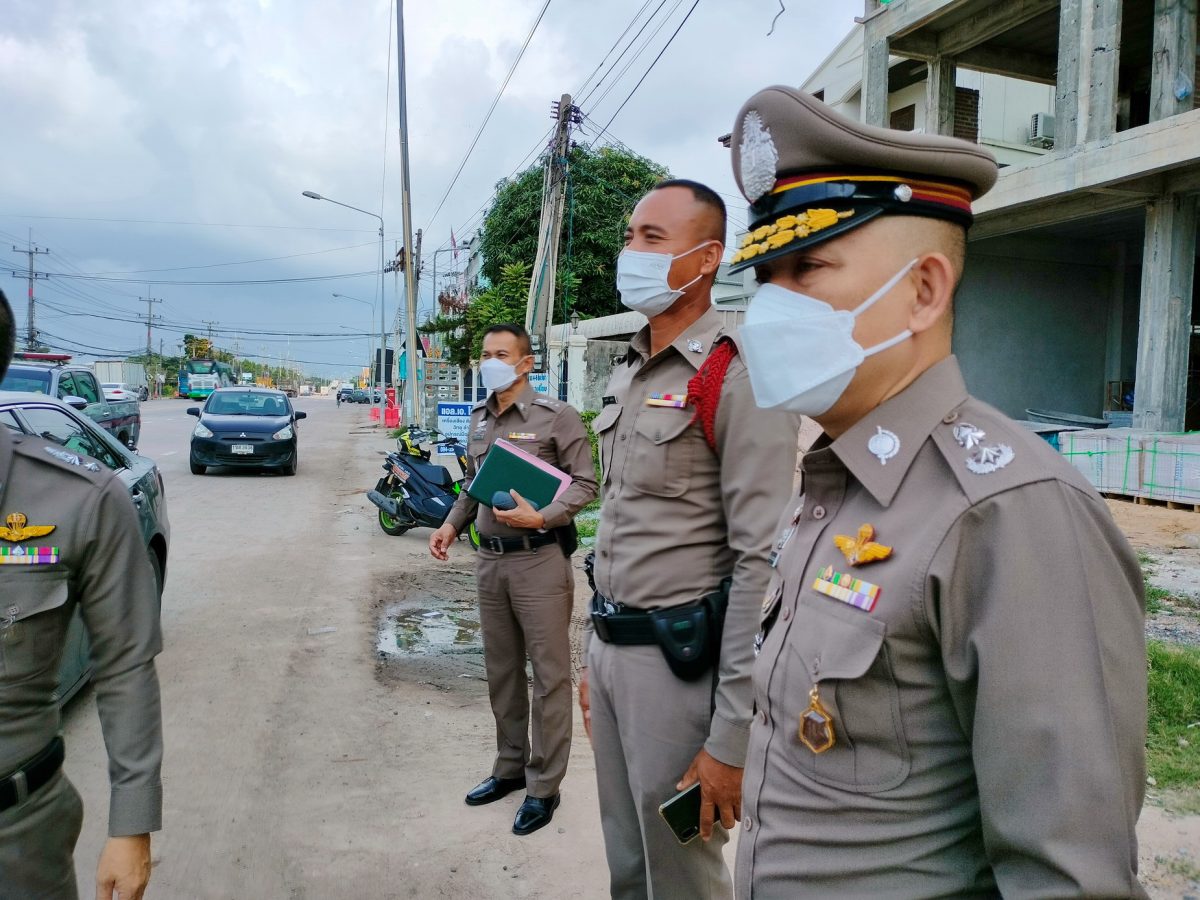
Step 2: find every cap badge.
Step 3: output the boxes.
[833,523,892,567]
[966,443,1014,475]
[1,513,56,543]
[739,110,779,203]
[867,426,900,465]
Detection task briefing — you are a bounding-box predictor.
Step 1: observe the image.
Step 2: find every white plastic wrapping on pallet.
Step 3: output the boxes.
[1139,433,1200,503]
[1058,428,1145,496]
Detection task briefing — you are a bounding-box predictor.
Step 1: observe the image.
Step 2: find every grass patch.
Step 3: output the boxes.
[1146,640,1200,789]
[1140,552,1171,615]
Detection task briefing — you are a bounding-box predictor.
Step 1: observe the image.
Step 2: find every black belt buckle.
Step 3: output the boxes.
[484,535,506,554]
[0,735,64,812]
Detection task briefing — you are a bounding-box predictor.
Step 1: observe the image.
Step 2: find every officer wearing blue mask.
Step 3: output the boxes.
[728,87,1148,898]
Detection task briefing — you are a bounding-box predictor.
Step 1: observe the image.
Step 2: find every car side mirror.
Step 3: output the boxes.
[186,407,201,417]
[127,440,138,452]
[63,395,88,411]
[294,411,307,420]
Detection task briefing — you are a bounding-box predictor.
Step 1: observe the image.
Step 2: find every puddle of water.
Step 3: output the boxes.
[377,604,482,657]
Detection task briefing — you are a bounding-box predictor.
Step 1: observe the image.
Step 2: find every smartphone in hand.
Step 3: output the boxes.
[658,782,702,845]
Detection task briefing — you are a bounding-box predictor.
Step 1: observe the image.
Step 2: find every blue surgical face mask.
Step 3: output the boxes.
[739,259,919,416]
[615,241,713,317]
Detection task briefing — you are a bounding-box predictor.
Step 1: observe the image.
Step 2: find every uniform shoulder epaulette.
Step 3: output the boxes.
[928,396,1093,506]
[11,434,108,482]
[532,396,564,411]
[471,399,489,412]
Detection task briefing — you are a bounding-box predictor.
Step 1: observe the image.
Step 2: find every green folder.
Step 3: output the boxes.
[467,438,571,509]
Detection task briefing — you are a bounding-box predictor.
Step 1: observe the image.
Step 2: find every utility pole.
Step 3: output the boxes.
[202,320,218,348]
[142,293,162,357]
[10,231,49,350]
[524,94,577,370]
[396,0,422,425]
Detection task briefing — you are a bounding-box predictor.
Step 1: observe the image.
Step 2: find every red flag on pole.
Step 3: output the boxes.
[451,230,459,262]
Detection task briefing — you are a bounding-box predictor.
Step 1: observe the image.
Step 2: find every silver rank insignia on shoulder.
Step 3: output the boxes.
[687,339,703,353]
[953,422,985,449]
[867,427,900,465]
[966,443,1014,474]
[44,447,81,466]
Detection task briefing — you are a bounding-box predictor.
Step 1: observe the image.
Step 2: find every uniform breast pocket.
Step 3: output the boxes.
[784,597,910,793]
[629,409,695,498]
[590,404,622,485]
[0,570,71,681]
[467,436,489,470]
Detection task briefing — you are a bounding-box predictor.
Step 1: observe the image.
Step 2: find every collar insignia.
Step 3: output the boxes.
[867,426,900,465]
[687,339,704,354]
[1,513,56,543]
[966,443,1014,474]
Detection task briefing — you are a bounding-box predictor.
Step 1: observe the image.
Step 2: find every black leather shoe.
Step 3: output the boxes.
[512,793,561,835]
[464,775,526,806]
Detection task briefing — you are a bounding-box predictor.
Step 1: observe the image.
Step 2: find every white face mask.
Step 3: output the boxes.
[616,241,712,317]
[480,357,524,393]
[740,259,919,416]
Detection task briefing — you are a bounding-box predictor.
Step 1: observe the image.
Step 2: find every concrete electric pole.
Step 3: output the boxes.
[524,94,576,370]
[396,0,422,425]
[142,293,163,357]
[10,233,49,350]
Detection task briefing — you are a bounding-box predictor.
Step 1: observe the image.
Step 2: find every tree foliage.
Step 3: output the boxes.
[478,144,668,322]
[420,262,531,369]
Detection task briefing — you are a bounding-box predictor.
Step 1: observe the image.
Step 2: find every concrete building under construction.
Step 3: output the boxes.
[805,0,1198,431]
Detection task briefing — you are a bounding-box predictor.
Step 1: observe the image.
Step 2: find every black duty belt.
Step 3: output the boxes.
[590,593,657,645]
[0,735,65,812]
[478,531,558,555]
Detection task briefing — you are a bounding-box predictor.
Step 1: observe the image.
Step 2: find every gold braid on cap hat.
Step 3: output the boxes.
[730,209,854,265]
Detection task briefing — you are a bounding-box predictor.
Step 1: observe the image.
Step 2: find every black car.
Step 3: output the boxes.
[188,387,306,476]
[349,389,370,404]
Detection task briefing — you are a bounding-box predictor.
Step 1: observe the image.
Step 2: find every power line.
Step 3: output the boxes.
[0,267,376,286]
[593,0,702,143]
[421,0,554,234]
[574,0,662,106]
[576,0,672,109]
[83,242,378,275]
[581,0,684,115]
[0,214,377,234]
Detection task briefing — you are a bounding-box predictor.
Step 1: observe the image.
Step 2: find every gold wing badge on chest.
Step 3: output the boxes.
[833,523,892,566]
[1,513,56,543]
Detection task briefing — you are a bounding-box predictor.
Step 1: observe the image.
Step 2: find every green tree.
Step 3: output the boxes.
[478,144,668,322]
[420,262,531,368]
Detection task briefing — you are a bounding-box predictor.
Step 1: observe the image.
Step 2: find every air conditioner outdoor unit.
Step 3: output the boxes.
[1029,112,1056,147]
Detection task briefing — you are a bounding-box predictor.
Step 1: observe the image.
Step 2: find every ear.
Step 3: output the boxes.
[907,253,956,335]
[698,241,723,277]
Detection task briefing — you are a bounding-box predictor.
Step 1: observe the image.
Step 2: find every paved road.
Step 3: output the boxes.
[62,396,613,899]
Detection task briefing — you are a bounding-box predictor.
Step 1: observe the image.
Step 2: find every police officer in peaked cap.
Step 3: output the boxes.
[727,87,1148,898]
[0,288,164,900]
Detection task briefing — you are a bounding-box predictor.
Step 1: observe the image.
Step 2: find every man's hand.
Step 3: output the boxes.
[493,490,546,530]
[95,834,151,900]
[429,524,457,561]
[677,748,743,842]
[578,667,592,742]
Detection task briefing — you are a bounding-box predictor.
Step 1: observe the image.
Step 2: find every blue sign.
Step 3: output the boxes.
[436,402,473,441]
[528,373,549,395]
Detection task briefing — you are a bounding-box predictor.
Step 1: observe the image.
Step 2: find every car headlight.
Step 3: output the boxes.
[193,423,214,438]
[272,424,294,440]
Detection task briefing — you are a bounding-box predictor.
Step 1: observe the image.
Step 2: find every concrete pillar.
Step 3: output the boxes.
[1150,0,1199,122]
[926,57,957,136]
[1055,0,1122,147]
[861,24,890,127]
[1133,195,1198,432]
[566,335,588,411]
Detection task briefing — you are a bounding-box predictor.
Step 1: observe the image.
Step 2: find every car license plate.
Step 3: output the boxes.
[232,444,254,455]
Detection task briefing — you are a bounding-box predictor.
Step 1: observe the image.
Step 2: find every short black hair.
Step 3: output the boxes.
[482,323,532,357]
[0,289,14,383]
[653,178,726,242]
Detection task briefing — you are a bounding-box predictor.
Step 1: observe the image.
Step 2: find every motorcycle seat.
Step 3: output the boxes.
[409,458,455,489]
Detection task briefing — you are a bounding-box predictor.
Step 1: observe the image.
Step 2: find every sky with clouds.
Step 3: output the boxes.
[0,0,854,377]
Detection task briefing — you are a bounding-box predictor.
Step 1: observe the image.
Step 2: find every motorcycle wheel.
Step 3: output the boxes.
[378,492,414,536]
[467,522,481,551]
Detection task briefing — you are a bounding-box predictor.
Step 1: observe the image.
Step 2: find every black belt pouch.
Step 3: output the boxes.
[555,522,578,557]
[649,604,712,681]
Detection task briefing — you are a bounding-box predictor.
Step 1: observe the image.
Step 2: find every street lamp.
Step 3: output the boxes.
[333,292,376,395]
[303,190,387,423]
[570,309,580,333]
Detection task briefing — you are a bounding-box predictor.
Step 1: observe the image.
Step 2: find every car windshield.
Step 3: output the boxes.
[206,392,288,416]
[0,367,52,394]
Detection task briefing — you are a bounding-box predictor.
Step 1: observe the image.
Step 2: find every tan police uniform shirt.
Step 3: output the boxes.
[738,357,1147,899]
[445,382,598,538]
[591,307,800,766]
[0,427,163,836]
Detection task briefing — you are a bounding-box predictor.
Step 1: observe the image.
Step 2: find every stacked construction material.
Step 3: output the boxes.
[1059,429,1200,508]
[1140,433,1200,505]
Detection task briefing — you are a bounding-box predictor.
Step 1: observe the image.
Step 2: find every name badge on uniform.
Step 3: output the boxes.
[507,432,537,441]
[646,393,688,409]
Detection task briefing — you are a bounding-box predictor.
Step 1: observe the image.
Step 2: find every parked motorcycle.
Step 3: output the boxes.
[367,427,481,549]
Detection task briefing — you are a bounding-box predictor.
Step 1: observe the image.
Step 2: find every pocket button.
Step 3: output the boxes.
[811,505,826,520]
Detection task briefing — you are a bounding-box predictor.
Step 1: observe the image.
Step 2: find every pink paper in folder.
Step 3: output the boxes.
[494,438,572,500]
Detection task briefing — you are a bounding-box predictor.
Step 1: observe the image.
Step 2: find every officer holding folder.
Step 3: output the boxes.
[431,323,598,836]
